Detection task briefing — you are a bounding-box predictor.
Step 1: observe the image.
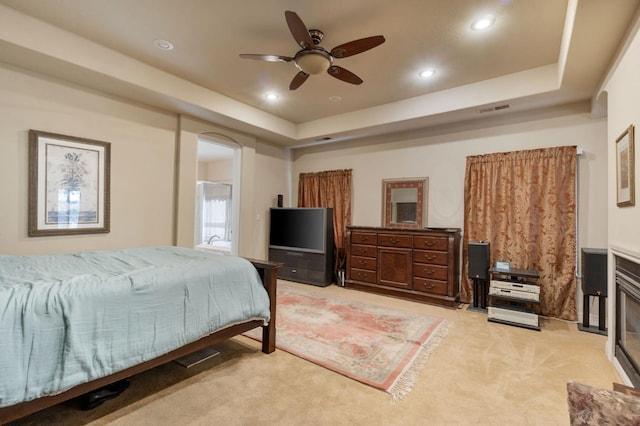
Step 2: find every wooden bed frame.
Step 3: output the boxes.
[0,258,281,424]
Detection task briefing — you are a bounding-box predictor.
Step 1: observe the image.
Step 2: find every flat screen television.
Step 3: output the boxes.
[269,207,331,254]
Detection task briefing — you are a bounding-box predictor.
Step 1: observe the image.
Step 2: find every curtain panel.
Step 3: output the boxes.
[462,146,577,320]
[298,169,352,270]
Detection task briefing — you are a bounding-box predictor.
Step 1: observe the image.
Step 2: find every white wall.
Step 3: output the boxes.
[605,30,640,255]
[0,63,290,260]
[293,105,608,248]
[253,142,292,256]
[0,63,177,254]
[198,159,233,183]
[177,116,290,259]
[292,104,609,321]
[602,20,640,368]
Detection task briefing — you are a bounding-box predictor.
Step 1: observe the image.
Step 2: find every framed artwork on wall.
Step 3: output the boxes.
[28,130,111,236]
[616,124,635,207]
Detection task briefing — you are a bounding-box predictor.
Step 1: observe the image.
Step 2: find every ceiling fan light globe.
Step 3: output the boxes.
[471,15,495,31]
[294,50,331,75]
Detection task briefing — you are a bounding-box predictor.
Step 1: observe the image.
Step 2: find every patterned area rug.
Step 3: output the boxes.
[244,283,449,400]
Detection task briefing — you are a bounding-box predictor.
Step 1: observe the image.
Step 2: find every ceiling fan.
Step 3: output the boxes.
[240,10,385,90]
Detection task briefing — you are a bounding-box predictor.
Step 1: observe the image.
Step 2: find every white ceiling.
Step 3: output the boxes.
[0,0,638,148]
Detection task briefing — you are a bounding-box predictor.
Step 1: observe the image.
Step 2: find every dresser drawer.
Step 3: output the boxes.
[414,249,448,266]
[350,267,377,284]
[350,255,376,271]
[414,236,448,251]
[413,263,449,280]
[378,234,412,248]
[351,232,377,245]
[351,244,377,258]
[413,277,448,295]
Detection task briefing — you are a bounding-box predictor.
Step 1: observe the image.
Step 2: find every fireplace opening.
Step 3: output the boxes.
[615,255,640,387]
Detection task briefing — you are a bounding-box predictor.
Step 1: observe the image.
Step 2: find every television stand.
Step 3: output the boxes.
[268,207,335,286]
[268,248,334,286]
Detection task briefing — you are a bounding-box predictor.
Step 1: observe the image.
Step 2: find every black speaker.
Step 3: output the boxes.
[468,241,490,280]
[582,248,607,296]
[277,194,283,207]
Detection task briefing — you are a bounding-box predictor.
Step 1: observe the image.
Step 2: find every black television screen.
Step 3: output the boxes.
[269,208,328,253]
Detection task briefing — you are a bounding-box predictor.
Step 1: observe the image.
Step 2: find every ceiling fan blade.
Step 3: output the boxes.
[330,35,386,58]
[327,66,363,85]
[239,54,293,62]
[285,10,313,49]
[289,71,309,90]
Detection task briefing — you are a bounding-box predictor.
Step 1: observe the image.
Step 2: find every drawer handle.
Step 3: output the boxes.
[424,255,436,260]
[359,236,369,242]
[358,260,368,266]
[358,248,367,254]
[390,238,399,244]
[422,283,435,289]
[357,272,369,278]
[424,268,435,274]
[424,241,436,247]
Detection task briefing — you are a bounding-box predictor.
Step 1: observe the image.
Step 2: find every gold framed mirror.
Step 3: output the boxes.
[382,177,428,228]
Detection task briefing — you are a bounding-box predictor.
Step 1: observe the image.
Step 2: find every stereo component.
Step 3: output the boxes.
[490,280,540,294]
[468,241,490,280]
[580,247,608,334]
[489,286,540,301]
[488,305,539,327]
[582,248,607,296]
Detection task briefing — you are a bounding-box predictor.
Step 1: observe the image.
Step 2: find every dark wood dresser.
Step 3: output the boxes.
[345,226,461,307]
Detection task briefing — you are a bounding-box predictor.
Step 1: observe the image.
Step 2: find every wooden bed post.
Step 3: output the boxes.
[246,258,282,354]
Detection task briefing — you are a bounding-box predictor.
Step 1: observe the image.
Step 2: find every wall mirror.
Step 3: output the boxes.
[382,177,428,228]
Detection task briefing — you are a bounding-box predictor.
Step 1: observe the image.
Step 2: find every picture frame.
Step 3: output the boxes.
[382,177,428,228]
[616,124,635,207]
[28,130,111,236]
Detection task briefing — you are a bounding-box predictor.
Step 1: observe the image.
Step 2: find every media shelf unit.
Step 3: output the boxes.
[345,226,461,307]
[487,267,541,331]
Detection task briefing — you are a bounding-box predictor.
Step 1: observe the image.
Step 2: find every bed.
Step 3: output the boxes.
[0,246,280,423]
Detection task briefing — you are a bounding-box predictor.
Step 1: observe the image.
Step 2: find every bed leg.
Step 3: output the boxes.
[246,258,281,354]
[260,265,278,354]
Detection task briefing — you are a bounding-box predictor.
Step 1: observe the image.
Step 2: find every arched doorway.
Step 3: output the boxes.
[195,134,240,255]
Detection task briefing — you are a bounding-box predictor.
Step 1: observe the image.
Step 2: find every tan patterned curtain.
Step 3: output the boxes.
[298,169,352,270]
[462,146,577,320]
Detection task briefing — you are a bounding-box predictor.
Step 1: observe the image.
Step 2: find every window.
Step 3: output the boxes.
[196,182,232,245]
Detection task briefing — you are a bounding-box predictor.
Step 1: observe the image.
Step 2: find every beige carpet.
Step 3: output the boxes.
[11,280,620,425]
[244,282,449,399]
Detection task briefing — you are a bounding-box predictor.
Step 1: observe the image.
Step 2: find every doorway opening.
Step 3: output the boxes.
[195,136,239,255]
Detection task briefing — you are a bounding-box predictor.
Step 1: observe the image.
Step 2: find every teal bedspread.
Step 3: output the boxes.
[0,246,270,408]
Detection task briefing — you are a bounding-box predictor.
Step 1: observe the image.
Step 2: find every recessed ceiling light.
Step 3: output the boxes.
[153,39,174,51]
[265,92,280,101]
[419,68,436,79]
[471,15,495,31]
